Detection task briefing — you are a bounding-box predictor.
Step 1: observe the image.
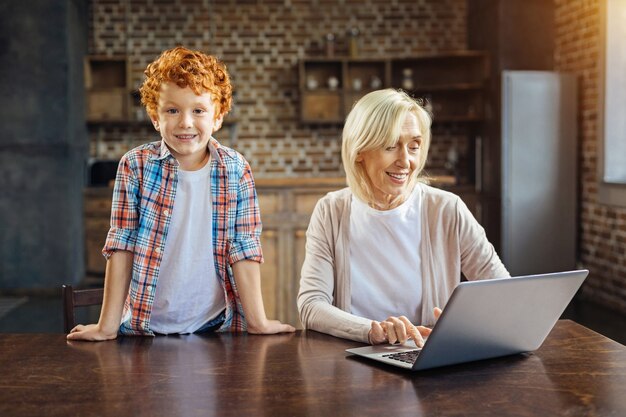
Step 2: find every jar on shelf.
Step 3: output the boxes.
[402,68,414,91]
[370,75,382,89]
[327,76,339,90]
[306,75,318,90]
[352,77,362,92]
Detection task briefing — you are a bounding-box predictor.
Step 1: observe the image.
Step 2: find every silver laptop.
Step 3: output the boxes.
[346,270,588,371]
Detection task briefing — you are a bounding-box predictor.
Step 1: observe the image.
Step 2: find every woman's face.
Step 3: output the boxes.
[356,112,423,210]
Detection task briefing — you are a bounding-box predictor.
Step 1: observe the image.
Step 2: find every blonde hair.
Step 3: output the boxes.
[341,89,432,205]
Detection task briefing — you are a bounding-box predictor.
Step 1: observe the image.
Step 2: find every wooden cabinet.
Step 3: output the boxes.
[299,52,488,124]
[83,187,113,285]
[255,178,346,328]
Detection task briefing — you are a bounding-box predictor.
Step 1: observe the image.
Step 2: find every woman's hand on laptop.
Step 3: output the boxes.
[368,308,442,346]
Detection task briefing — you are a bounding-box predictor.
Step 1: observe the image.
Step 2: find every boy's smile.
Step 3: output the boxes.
[152,82,223,171]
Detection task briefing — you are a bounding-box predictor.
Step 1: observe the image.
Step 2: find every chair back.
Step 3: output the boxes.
[62,285,104,333]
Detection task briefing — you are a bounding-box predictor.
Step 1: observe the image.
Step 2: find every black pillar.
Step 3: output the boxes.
[0,0,88,289]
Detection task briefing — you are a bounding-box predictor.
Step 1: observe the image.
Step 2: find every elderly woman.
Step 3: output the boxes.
[297,89,509,346]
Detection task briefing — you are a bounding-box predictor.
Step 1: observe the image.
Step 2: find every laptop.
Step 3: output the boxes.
[345,269,588,371]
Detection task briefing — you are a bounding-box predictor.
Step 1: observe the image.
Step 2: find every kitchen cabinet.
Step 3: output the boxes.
[256,178,346,328]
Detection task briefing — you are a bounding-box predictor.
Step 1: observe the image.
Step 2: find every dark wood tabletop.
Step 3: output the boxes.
[1,320,624,417]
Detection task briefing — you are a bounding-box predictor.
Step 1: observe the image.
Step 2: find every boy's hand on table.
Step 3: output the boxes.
[66,323,118,342]
[247,319,296,334]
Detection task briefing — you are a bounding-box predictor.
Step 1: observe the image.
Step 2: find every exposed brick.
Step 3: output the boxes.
[555,0,626,314]
[89,0,467,179]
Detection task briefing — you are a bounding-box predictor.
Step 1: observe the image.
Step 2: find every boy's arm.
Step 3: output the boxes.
[232,259,295,334]
[66,250,133,341]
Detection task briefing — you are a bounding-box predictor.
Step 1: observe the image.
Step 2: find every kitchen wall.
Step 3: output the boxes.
[88,0,468,178]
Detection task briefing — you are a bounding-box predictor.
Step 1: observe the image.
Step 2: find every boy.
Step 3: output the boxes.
[68,46,295,340]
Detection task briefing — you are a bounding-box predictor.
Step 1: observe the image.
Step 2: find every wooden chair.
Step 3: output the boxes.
[62,285,104,333]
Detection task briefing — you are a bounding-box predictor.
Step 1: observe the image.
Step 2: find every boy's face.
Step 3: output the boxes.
[151,82,223,170]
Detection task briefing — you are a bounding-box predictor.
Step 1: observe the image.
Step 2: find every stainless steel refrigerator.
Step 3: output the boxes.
[501,71,578,276]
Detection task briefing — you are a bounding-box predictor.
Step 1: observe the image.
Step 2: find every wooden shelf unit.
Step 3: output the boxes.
[298,52,490,224]
[84,56,131,121]
[299,52,489,124]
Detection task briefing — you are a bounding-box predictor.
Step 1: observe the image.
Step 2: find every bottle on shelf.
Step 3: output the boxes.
[325,33,335,57]
[348,28,360,58]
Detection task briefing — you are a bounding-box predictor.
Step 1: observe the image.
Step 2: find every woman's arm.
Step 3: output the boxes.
[297,197,372,343]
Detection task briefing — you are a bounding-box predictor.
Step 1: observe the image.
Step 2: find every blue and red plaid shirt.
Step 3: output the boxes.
[103,138,263,335]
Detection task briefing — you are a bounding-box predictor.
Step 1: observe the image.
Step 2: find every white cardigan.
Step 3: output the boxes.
[297,184,510,343]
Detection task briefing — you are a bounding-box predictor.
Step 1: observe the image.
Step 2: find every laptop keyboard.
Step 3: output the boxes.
[382,349,421,364]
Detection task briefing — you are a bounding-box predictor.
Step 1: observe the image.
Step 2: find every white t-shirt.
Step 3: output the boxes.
[150,160,225,334]
[349,188,423,323]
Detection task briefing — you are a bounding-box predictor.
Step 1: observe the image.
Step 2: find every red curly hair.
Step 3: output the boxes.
[140,46,232,121]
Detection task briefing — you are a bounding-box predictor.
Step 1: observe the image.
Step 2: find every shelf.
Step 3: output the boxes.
[87,118,239,128]
[299,53,489,125]
[391,54,488,92]
[432,116,484,123]
[84,56,129,90]
[85,56,131,122]
[412,82,485,92]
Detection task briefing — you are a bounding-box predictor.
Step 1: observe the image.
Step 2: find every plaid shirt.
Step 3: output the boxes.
[103,138,263,335]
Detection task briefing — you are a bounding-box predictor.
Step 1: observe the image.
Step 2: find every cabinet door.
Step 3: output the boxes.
[259,229,280,321]
[256,183,344,328]
[85,218,109,275]
[302,92,342,122]
[84,190,113,279]
[258,190,283,321]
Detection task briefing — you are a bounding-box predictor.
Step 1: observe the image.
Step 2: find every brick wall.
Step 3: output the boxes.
[554,0,626,314]
[88,0,468,178]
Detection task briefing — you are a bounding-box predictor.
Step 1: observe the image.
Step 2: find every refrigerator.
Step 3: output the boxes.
[501,71,578,276]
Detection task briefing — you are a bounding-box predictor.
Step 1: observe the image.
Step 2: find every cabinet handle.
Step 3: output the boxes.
[263,230,277,239]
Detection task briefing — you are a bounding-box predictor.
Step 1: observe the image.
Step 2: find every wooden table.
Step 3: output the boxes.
[1,320,624,417]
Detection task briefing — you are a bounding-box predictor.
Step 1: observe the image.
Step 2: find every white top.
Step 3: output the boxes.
[298,185,510,343]
[150,160,225,334]
[349,188,423,323]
